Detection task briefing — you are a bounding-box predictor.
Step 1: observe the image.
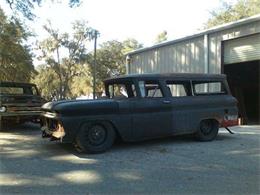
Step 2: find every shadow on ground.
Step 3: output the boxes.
[0,123,259,194]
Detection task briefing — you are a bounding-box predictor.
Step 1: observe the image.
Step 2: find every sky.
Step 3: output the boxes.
[31,0,223,44]
[1,0,237,65]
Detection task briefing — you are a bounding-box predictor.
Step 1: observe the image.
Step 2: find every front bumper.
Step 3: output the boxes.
[41,124,66,139]
[41,113,66,141]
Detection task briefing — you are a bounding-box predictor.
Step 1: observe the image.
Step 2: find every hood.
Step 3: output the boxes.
[42,99,119,116]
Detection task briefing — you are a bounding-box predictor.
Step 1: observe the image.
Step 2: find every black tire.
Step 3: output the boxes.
[75,122,115,154]
[195,119,219,141]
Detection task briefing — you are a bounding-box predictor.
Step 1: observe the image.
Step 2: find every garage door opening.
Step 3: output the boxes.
[224,60,260,124]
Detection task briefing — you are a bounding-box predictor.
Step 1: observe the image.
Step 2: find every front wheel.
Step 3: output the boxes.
[195,119,219,141]
[75,122,115,153]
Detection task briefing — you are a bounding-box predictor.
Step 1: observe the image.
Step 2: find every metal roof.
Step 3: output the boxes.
[104,73,226,82]
[127,14,260,56]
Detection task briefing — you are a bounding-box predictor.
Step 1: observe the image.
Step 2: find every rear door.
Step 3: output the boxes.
[166,80,196,133]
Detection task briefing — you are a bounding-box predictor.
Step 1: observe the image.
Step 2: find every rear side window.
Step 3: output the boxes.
[139,81,163,98]
[193,81,227,95]
[166,81,191,97]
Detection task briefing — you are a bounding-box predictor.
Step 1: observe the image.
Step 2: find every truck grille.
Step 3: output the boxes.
[43,118,57,131]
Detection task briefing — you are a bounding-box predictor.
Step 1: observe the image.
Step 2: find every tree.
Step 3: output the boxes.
[87,39,143,96]
[5,0,81,20]
[0,7,34,82]
[32,64,60,100]
[34,37,142,100]
[35,20,93,99]
[154,30,168,44]
[204,0,260,28]
[70,64,92,98]
[122,38,143,54]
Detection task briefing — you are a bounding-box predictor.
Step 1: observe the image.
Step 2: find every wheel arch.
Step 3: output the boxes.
[198,117,221,127]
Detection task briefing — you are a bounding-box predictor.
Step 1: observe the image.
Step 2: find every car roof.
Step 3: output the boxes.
[104,73,226,83]
[0,81,37,87]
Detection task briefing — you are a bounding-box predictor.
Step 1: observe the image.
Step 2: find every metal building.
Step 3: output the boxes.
[126,14,260,124]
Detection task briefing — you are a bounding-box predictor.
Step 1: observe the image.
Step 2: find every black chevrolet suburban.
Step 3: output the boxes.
[41,73,238,153]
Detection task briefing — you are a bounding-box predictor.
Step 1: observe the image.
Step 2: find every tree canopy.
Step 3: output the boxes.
[33,32,143,100]
[86,39,143,96]
[34,20,93,100]
[0,7,34,82]
[154,31,168,44]
[204,0,260,28]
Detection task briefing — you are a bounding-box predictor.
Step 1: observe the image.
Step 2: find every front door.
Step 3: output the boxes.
[131,80,172,140]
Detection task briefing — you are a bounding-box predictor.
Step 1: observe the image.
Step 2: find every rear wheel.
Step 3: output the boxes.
[195,119,219,141]
[75,122,115,153]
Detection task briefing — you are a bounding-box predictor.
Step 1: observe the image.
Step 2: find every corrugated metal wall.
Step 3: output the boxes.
[128,20,260,75]
[130,36,205,74]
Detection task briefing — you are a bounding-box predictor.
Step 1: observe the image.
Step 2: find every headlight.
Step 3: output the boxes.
[0,106,7,112]
[43,112,58,118]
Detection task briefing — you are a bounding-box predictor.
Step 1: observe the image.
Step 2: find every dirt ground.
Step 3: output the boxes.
[0,123,260,194]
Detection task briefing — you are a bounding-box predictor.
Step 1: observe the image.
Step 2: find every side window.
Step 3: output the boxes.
[109,84,128,98]
[108,85,114,98]
[31,86,39,95]
[138,81,163,98]
[132,84,137,97]
[115,84,128,97]
[108,82,137,99]
[193,81,227,95]
[23,87,33,95]
[139,81,146,97]
[166,82,188,97]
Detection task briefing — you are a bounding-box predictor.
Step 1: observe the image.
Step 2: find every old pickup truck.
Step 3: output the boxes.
[41,73,238,153]
[0,81,44,129]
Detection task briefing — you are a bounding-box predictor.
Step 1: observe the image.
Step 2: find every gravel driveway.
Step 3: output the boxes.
[0,123,260,194]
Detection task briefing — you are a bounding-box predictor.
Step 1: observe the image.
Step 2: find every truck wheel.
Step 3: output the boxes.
[195,119,219,141]
[75,122,115,153]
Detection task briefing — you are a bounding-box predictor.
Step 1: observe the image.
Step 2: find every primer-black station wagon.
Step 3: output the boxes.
[41,73,238,153]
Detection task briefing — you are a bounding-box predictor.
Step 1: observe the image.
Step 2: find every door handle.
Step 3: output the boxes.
[162,100,171,104]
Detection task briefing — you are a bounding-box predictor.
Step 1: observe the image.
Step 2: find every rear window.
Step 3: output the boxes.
[0,86,38,95]
[0,87,24,94]
[193,81,227,95]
